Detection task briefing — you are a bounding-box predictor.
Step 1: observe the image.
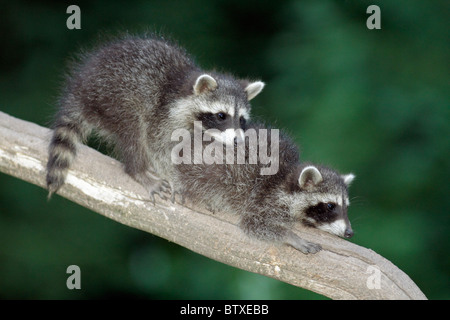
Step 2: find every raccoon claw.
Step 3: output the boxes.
[288,240,322,254]
[167,181,184,204]
[299,242,322,254]
[205,203,216,214]
[170,189,185,204]
[147,181,170,204]
[160,179,171,191]
[284,232,322,254]
[133,171,171,204]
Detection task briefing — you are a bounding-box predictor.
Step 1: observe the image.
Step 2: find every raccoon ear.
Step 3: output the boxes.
[342,173,355,186]
[244,81,265,101]
[298,166,323,189]
[193,74,218,95]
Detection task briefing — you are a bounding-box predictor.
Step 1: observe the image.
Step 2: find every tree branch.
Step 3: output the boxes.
[0,111,426,300]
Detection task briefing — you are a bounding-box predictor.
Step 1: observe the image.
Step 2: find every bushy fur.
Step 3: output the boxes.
[175,122,355,254]
[46,34,264,199]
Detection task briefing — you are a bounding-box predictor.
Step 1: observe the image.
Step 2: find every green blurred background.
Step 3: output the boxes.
[0,0,448,299]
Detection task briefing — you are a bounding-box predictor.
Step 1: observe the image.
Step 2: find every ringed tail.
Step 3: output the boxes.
[46,115,84,199]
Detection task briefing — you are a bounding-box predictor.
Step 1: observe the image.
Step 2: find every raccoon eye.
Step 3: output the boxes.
[326,203,336,211]
[240,117,246,128]
[217,112,227,120]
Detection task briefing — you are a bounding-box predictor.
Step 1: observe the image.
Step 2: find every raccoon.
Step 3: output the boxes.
[46,34,264,201]
[175,122,355,254]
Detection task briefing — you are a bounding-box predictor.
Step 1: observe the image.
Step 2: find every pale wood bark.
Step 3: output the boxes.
[0,111,427,300]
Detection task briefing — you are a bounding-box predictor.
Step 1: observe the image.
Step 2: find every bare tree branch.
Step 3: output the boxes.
[0,111,426,300]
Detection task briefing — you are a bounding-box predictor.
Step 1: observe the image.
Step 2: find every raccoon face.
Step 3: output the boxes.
[191,74,264,145]
[196,110,246,145]
[296,166,355,239]
[304,197,354,239]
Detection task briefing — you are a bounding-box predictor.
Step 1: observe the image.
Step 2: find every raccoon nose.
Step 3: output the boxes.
[344,228,354,239]
[234,131,244,146]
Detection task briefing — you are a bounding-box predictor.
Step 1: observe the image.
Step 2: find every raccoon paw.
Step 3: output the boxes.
[296,241,322,254]
[284,231,322,254]
[166,181,184,204]
[147,179,171,204]
[170,189,185,204]
[205,203,216,214]
[133,171,171,204]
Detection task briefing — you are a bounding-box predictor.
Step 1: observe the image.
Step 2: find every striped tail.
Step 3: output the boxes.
[46,115,85,199]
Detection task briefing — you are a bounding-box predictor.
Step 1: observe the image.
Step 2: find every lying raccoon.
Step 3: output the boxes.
[174,122,355,254]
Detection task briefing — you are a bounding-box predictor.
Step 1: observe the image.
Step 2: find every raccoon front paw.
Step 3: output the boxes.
[296,241,322,254]
[284,231,322,254]
[205,203,217,214]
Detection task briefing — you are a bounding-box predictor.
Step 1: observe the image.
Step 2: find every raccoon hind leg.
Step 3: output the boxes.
[117,131,170,204]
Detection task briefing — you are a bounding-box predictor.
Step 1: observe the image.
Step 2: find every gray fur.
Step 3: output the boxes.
[175,122,355,254]
[46,34,264,199]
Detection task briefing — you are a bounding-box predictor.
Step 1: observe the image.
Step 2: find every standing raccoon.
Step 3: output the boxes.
[46,34,264,200]
[175,122,355,254]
